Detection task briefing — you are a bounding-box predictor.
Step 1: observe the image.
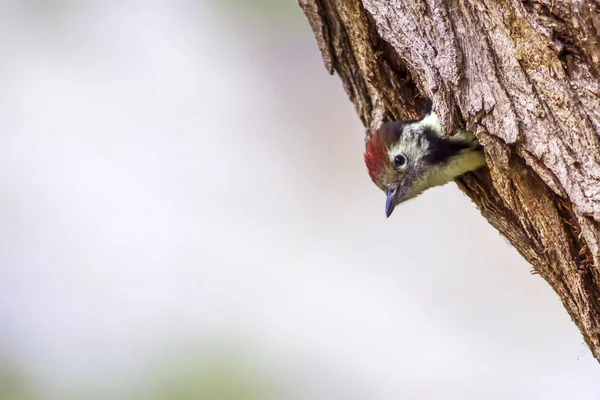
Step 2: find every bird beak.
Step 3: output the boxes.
[385,187,402,218]
[385,186,411,217]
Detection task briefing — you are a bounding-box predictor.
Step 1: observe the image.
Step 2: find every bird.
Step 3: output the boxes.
[364,109,486,218]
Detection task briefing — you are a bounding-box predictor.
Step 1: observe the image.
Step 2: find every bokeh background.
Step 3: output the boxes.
[0,1,599,399]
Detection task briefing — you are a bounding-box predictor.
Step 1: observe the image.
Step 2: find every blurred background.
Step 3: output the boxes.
[0,0,598,399]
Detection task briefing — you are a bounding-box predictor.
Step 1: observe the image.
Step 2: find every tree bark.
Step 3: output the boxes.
[299,0,600,361]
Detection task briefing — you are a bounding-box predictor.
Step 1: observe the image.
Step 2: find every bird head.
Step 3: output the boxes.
[364,112,485,217]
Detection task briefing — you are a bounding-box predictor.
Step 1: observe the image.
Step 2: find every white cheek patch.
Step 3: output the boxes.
[414,112,444,137]
[387,129,429,165]
[387,113,444,163]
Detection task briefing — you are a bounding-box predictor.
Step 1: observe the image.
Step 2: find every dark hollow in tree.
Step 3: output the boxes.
[299,0,600,361]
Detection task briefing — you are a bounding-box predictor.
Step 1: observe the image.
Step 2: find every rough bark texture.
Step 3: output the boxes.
[299,0,600,361]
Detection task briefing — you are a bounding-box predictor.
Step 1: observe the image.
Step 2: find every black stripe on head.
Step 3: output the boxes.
[421,127,474,165]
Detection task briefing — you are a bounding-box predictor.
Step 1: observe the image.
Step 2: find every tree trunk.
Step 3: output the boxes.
[299,0,600,361]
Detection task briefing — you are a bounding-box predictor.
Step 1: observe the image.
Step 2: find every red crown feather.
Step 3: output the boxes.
[364,133,388,184]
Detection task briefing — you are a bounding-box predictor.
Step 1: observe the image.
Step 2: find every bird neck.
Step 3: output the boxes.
[430,150,486,188]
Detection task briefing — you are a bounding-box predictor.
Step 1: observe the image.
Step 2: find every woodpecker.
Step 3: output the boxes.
[364,110,486,217]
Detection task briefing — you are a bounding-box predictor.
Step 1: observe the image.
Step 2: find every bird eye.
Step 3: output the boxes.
[394,154,407,167]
